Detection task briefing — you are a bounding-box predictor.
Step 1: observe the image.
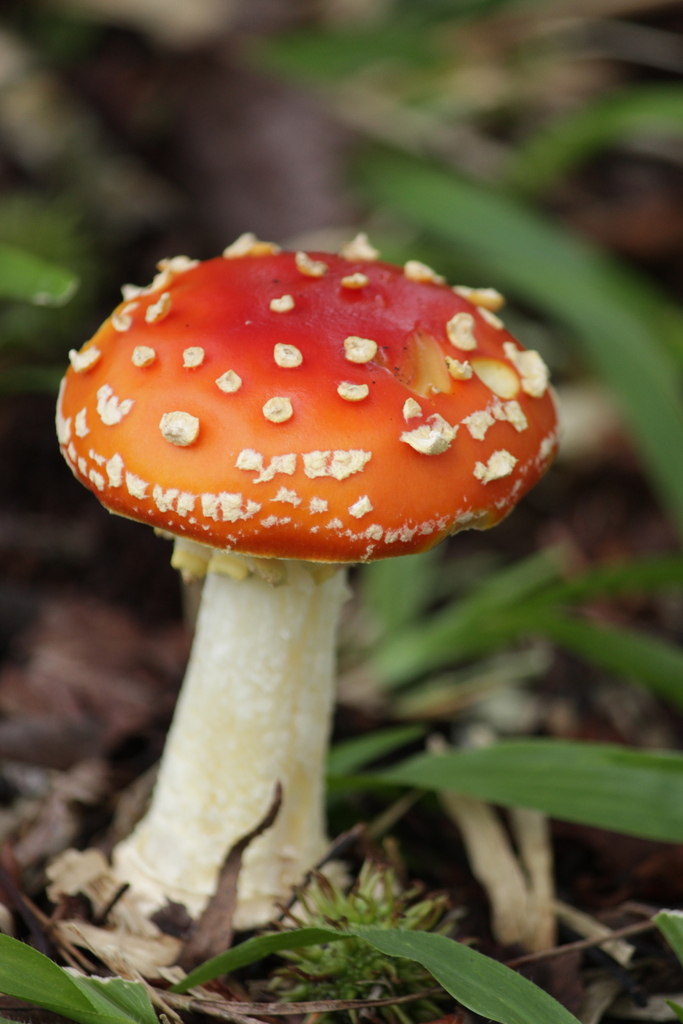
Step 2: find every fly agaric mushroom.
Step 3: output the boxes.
[56,235,558,927]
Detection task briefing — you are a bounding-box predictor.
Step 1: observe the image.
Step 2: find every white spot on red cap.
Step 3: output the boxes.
[309,497,328,513]
[183,347,205,368]
[503,342,549,398]
[69,346,101,372]
[153,485,178,512]
[75,408,89,437]
[303,449,372,480]
[145,292,171,324]
[274,344,302,368]
[494,400,528,432]
[159,410,199,446]
[338,381,369,401]
[126,473,148,498]
[401,414,457,455]
[89,469,105,491]
[480,307,504,330]
[404,260,445,285]
[340,233,379,261]
[341,273,369,289]
[157,256,199,274]
[201,492,260,522]
[132,346,156,367]
[447,313,477,351]
[474,449,517,484]
[272,487,301,506]
[223,233,280,258]
[106,453,124,487]
[176,493,196,517]
[270,294,295,313]
[463,410,495,441]
[540,435,555,460]
[97,384,134,426]
[344,336,377,364]
[403,398,422,422]
[56,380,71,445]
[263,397,293,423]
[453,286,505,311]
[445,356,472,380]
[112,303,138,332]
[349,496,373,519]
[295,251,328,277]
[215,370,242,393]
[236,450,297,483]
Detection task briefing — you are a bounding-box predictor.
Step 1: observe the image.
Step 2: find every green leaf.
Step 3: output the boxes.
[362,548,440,634]
[654,910,683,965]
[507,86,683,196]
[391,647,550,720]
[376,740,683,842]
[172,925,579,1024]
[355,148,683,541]
[0,243,78,306]
[0,934,154,1024]
[667,1001,683,1023]
[172,928,342,990]
[352,927,578,1024]
[372,546,567,686]
[530,611,683,709]
[539,556,683,606]
[328,725,426,776]
[70,977,157,1024]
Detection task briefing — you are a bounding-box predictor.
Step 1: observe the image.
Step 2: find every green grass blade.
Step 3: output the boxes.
[377,740,683,841]
[654,911,683,965]
[0,934,150,1024]
[362,548,441,634]
[69,978,157,1024]
[0,243,78,306]
[173,925,579,1024]
[171,929,344,991]
[372,547,566,686]
[507,86,683,196]
[328,725,426,776]
[539,556,683,605]
[533,611,683,709]
[355,148,683,541]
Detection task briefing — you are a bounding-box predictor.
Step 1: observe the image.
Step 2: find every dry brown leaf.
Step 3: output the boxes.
[177,783,282,971]
[55,919,181,979]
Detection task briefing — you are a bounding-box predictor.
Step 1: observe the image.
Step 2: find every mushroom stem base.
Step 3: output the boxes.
[113,560,350,928]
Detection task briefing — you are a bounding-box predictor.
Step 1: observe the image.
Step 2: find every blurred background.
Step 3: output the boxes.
[3,0,683,987]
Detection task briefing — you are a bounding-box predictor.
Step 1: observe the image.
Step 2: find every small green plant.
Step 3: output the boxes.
[270,862,450,1024]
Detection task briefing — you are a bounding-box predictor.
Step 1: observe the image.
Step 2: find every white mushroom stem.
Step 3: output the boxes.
[113,558,350,928]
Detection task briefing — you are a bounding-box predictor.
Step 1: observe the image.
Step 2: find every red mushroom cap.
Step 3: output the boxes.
[56,244,558,562]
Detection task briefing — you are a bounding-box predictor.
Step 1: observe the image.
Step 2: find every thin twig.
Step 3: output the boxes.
[93,881,130,926]
[505,918,657,968]
[366,790,423,841]
[18,889,100,973]
[162,987,444,1019]
[278,822,365,915]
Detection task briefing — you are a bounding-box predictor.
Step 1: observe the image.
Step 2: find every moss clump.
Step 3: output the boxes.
[269,862,451,1024]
